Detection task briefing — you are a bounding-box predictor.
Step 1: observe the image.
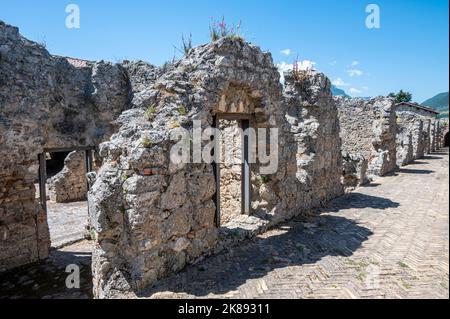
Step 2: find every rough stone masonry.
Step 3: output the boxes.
[48,151,88,203]
[0,20,130,271]
[1,19,445,299]
[89,38,343,298]
[395,102,440,166]
[334,96,398,188]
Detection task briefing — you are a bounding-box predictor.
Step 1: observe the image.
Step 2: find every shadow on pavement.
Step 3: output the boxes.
[398,168,434,175]
[0,245,93,299]
[138,213,375,298]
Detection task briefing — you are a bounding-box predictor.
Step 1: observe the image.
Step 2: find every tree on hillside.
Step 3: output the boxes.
[388,90,412,103]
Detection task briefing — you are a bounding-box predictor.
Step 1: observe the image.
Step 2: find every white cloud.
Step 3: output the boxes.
[347,69,363,77]
[351,60,359,66]
[349,88,362,95]
[277,61,293,73]
[276,62,293,84]
[276,60,316,84]
[296,60,316,71]
[332,77,350,87]
[281,49,291,56]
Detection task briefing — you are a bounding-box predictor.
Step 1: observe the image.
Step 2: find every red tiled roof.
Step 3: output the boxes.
[396,102,440,115]
[65,57,90,68]
[53,55,91,68]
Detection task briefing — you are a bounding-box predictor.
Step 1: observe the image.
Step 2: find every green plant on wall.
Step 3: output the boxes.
[174,33,193,57]
[260,175,269,184]
[178,104,186,115]
[209,17,243,42]
[141,136,154,148]
[144,105,157,120]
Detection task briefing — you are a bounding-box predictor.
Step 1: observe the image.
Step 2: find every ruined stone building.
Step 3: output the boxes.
[47,151,88,203]
[395,102,440,166]
[0,20,445,298]
[0,21,130,271]
[90,40,343,298]
[334,97,398,189]
[436,119,449,150]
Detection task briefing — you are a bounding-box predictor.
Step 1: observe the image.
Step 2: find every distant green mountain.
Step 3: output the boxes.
[331,85,350,97]
[421,92,449,118]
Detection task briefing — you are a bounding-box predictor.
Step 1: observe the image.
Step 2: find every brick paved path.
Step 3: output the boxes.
[35,184,88,248]
[140,149,449,299]
[1,150,448,299]
[0,240,93,299]
[47,201,88,248]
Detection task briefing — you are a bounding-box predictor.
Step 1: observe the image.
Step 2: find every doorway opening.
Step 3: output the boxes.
[213,115,252,227]
[37,147,95,248]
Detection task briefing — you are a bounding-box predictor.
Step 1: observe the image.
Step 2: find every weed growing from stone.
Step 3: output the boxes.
[174,33,193,56]
[144,105,157,120]
[178,105,186,115]
[355,272,367,282]
[292,55,313,82]
[181,33,192,55]
[141,136,154,148]
[89,229,97,241]
[209,17,243,42]
[260,175,269,184]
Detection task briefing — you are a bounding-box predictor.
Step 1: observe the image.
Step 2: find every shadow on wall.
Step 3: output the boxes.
[136,213,377,297]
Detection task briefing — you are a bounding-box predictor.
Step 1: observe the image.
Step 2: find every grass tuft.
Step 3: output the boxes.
[144,105,157,121]
[141,136,154,148]
[178,105,186,115]
[209,17,243,42]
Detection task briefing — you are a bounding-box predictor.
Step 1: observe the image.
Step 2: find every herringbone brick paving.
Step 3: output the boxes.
[0,150,447,299]
[140,150,449,299]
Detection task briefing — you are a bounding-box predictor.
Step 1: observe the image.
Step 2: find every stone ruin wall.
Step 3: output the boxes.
[44,60,166,206]
[430,118,446,152]
[335,96,398,187]
[48,151,88,203]
[0,21,130,271]
[89,39,343,298]
[341,153,369,191]
[88,39,282,298]
[5,19,445,299]
[431,121,437,152]
[436,121,441,148]
[396,111,421,166]
[435,120,447,149]
[423,119,432,154]
[282,72,343,209]
[333,97,372,189]
[395,104,438,166]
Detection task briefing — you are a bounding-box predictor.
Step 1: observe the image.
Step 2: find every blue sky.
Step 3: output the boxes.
[1,0,448,102]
